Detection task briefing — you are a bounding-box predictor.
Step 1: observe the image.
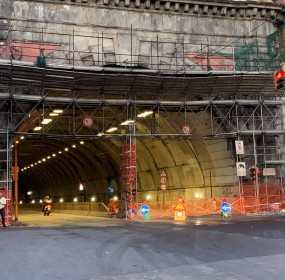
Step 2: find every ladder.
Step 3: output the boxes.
[0,129,13,226]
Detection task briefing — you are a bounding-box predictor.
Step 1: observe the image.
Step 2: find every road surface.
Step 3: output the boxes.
[1,211,285,280]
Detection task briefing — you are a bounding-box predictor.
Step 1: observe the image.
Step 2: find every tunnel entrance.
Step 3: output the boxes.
[0,64,284,224]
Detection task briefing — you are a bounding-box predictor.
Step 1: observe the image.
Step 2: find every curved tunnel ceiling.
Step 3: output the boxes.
[6,70,267,200]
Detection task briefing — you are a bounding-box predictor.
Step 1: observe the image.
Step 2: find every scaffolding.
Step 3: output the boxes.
[0,25,285,215]
[0,130,13,226]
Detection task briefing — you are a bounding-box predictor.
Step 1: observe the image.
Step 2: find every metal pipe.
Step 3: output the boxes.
[14,142,19,221]
[4,95,285,107]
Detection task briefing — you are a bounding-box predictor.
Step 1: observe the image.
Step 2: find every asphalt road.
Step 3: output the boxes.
[1,211,285,280]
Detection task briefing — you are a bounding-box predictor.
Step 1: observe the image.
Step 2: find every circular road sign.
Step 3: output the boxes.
[160,184,167,191]
[83,116,94,128]
[221,202,231,214]
[140,204,150,215]
[182,124,191,135]
[160,177,167,184]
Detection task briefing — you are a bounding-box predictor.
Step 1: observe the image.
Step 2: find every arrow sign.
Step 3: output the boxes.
[140,204,150,215]
[221,202,231,214]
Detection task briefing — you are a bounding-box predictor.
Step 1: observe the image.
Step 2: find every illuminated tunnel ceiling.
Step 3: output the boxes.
[3,66,274,200]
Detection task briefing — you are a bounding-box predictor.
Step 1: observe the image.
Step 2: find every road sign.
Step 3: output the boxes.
[236,162,246,177]
[221,202,231,214]
[235,140,244,155]
[182,124,191,135]
[160,184,167,191]
[140,204,150,215]
[160,171,167,177]
[107,185,115,195]
[160,177,167,184]
[83,116,93,128]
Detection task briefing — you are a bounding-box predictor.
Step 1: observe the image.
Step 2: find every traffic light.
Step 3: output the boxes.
[249,166,257,181]
[274,70,285,91]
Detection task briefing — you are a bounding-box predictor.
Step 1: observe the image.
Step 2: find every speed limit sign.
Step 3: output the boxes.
[182,124,191,135]
[83,116,94,128]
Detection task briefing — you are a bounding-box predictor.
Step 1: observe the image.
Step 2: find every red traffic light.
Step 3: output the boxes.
[274,70,285,91]
[275,70,285,80]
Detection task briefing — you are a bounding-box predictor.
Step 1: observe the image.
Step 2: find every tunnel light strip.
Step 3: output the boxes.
[106,127,118,133]
[41,118,52,125]
[137,111,152,118]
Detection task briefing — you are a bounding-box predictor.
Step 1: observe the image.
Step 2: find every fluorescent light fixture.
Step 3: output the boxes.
[35,163,37,165]
[72,144,76,148]
[31,164,34,167]
[33,126,42,131]
[39,200,43,203]
[42,158,46,162]
[27,191,33,195]
[53,109,63,114]
[58,151,62,154]
[49,113,58,117]
[74,197,78,202]
[79,183,84,191]
[137,111,153,118]
[106,127,118,133]
[120,120,135,125]
[19,201,22,204]
[31,200,35,204]
[47,156,51,159]
[97,132,104,137]
[64,148,69,151]
[52,154,56,157]
[91,197,96,202]
[20,136,24,140]
[59,198,64,203]
[80,141,84,144]
[38,160,41,163]
[16,140,19,144]
[41,118,52,125]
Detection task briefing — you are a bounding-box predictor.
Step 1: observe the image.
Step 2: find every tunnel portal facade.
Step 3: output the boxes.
[0,0,285,221]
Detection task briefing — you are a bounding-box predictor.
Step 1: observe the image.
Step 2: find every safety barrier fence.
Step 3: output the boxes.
[132,195,285,220]
[16,194,285,223]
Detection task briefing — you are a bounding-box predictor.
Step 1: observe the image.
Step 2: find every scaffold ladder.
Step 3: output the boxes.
[0,130,12,191]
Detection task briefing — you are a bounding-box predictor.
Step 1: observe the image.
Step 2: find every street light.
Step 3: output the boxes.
[79,183,86,202]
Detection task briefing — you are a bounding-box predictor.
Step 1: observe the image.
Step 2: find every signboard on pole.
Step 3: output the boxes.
[221,202,231,214]
[236,162,246,177]
[140,204,150,215]
[235,140,244,155]
[160,171,167,191]
[263,168,276,176]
